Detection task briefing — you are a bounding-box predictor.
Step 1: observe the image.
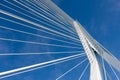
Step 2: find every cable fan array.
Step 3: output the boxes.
[0,0,119,80]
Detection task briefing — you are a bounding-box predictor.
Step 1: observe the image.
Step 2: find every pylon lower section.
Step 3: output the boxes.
[73,21,103,80]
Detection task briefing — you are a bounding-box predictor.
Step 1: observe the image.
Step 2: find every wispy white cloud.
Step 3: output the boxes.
[105,1,120,12]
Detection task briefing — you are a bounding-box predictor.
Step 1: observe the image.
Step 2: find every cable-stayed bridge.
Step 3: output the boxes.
[0,0,120,80]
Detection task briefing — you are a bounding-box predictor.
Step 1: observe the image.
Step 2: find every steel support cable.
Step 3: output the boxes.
[0,17,81,46]
[38,0,75,31]
[0,53,85,79]
[109,64,120,80]
[37,0,74,26]
[32,0,76,32]
[0,37,82,49]
[0,2,78,39]
[78,63,89,80]
[0,25,82,47]
[0,10,81,43]
[56,58,87,80]
[0,51,85,56]
[15,0,78,38]
[35,0,74,28]
[3,0,80,44]
[24,0,77,36]
[43,0,74,23]
[102,56,107,80]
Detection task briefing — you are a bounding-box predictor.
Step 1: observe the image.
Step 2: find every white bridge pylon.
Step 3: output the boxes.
[73,21,120,80]
[0,0,120,79]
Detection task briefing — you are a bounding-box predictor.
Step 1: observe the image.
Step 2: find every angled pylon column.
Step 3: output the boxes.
[73,21,103,80]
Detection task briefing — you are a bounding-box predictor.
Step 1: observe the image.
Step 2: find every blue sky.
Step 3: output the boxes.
[53,0,120,58]
[0,0,120,80]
